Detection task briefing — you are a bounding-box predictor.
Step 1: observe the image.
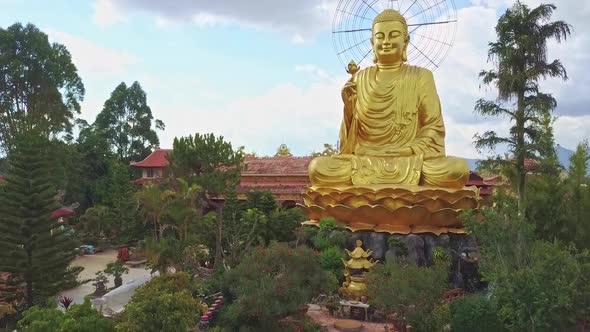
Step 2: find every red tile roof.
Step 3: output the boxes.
[0,176,4,184]
[51,208,74,219]
[130,149,172,168]
[243,156,312,175]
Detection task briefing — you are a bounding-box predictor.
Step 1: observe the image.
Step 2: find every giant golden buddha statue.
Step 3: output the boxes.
[302,9,480,234]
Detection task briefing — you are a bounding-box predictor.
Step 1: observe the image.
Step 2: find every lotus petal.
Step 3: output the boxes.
[307,205,328,221]
[377,197,412,210]
[416,198,449,211]
[347,222,376,231]
[343,195,371,209]
[450,197,479,210]
[390,205,431,226]
[374,224,411,234]
[316,194,338,207]
[354,205,393,225]
[325,205,354,223]
[430,209,461,227]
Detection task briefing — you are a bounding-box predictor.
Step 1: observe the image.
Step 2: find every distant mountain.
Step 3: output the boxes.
[465,158,480,171]
[556,144,575,171]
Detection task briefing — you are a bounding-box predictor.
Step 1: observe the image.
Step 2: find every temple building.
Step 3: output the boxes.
[131,149,500,205]
[130,149,172,185]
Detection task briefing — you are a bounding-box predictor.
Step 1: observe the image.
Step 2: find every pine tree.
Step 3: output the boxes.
[0,133,78,306]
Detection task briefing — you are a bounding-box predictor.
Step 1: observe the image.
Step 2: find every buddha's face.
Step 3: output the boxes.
[372,21,407,64]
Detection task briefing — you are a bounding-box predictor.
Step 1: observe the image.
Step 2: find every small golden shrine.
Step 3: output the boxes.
[339,240,377,301]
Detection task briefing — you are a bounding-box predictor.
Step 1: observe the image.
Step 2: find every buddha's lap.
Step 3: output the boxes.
[309,155,468,187]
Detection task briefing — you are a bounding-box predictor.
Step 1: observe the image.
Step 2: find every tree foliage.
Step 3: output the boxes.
[366,258,449,332]
[17,299,114,332]
[94,82,164,162]
[221,243,334,331]
[0,132,79,306]
[0,23,84,153]
[463,192,589,331]
[474,1,571,207]
[115,273,201,332]
[167,133,243,269]
[168,133,243,195]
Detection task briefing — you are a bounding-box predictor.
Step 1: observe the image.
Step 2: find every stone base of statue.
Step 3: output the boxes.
[300,184,481,235]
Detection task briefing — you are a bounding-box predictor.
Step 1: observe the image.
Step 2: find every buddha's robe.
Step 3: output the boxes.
[309,64,469,188]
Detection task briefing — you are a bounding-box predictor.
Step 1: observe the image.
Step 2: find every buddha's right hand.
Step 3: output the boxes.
[341,80,357,102]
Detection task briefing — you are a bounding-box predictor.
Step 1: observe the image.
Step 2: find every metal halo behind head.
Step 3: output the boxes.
[332,0,457,71]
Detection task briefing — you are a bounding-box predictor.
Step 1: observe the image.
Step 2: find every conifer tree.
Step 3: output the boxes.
[0,133,78,306]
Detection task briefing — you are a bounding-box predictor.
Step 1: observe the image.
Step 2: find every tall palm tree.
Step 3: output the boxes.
[135,183,175,240]
[475,1,571,209]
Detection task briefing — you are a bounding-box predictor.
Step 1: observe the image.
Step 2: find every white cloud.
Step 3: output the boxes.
[554,116,590,150]
[93,0,336,39]
[93,0,124,27]
[295,64,332,82]
[291,34,306,45]
[155,76,347,156]
[46,29,139,75]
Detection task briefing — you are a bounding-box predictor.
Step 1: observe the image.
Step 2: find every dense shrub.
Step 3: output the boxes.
[366,258,448,332]
[115,273,201,332]
[450,294,504,332]
[319,246,345,282]
[18,299,114,332]
[221,243,332,331]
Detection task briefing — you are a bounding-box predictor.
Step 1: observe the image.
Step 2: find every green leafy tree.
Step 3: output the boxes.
[564,142,590,248]
[222,243,333,331]
[167,133,243,269]
[18,299,115,332]
[365,258,449,332]
[450,295,505,332]
[78,205,116,240]
[72,123,116,210]
[0,23,85,153]
[463,192,589,331]
[223,201,268,267]
[474,2,571,208]
[267,207,307,244]
[94,82,164,162]
[103,160,141,242]
[115,273,200,332]
[104,261,129,288]
[0,133,78,306]
[135,183,174,240]
[166,178,203,242]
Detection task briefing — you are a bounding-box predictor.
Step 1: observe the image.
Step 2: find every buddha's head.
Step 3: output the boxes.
[371,9,409,65]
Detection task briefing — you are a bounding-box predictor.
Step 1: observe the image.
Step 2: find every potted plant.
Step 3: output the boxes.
[104,261,129,288]
[93,271,108,296]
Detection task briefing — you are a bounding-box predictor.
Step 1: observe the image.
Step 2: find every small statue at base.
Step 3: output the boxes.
[339,240,378,301]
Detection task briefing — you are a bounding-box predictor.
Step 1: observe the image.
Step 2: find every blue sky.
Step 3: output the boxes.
[1,0,589,158]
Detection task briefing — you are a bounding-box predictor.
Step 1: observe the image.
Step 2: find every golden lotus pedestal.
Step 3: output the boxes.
[300,184,481,235]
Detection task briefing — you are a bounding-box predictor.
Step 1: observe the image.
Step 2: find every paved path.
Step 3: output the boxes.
[59,250,152,305]
[307,305,389,332]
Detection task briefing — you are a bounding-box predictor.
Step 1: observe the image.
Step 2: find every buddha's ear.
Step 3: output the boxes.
[402,36,410,62]
[371,37,377,63]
